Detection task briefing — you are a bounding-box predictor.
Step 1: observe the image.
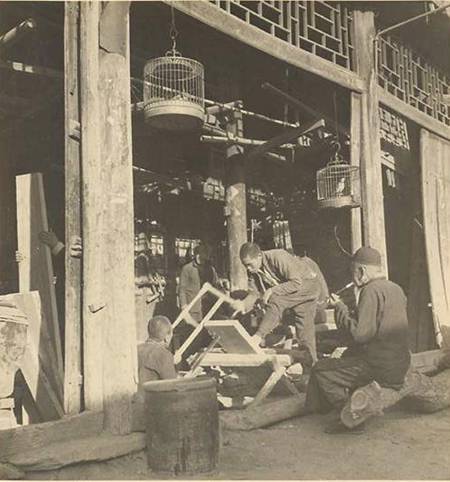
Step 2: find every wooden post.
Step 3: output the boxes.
[350,92,362,253]
[79,1,105,413]
[353,10,388,272]
[99,1,136,435]
[225,107,248,291]
[64,1,82,415]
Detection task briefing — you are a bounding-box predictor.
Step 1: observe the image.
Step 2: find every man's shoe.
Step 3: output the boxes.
[324,419,366,435]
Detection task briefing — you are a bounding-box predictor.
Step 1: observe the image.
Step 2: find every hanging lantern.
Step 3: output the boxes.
[143,7,204,131]
[316,145,361,209]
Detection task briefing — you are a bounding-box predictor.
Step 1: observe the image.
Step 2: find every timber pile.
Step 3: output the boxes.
[341,352,450,428]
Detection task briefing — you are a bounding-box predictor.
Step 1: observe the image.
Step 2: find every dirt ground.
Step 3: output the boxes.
[26,406,450,480]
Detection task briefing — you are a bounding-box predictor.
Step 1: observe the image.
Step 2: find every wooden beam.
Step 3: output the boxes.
[0,60,63,79]
[350,92,362,253]
[378,88,450,143]
[0,410,103,462]
[245,119,325,163]
[0,18,36,53]
[64,1,82,415]
[8,432,146,472]
[225,107,248,291]
[98,2,136,435]
[220,394,306,431]
[168,1,365,93]
[353,10,388,272]
[79,0,105,413]
[261,83,349,138]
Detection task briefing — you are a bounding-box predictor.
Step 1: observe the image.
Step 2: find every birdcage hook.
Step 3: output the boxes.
[169,5,179,56]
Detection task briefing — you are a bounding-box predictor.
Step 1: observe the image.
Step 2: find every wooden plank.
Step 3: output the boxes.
[205,320,261,355]
[16,173,64,376]
[350,92,362,252]
[79,0,105,413]
[8,432,146,471]
[420,130,450,348]
[199,352,292,367]
[98,3,136,435]
[64,0,82,416]
[353,10,387,273]
[0,411,103,461]
[168,1,365,93]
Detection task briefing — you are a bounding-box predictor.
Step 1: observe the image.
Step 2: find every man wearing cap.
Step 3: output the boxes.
[305,246,411,433]
[238,242,322,366]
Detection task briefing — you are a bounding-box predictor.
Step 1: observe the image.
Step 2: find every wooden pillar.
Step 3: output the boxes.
[350,92,362,253]
[99,1,136,434]
[225,107,248,291]
[79,1,105,413]
[64,1,82,415]
[353,10,388,272]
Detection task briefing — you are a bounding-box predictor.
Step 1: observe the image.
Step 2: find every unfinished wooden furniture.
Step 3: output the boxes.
[200,319,301,407]
[172,282,238,365]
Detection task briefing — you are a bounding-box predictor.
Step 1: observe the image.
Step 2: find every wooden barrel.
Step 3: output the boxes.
[143,377,219,474]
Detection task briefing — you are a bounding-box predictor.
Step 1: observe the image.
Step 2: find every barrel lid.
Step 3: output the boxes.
[143,376,216,393]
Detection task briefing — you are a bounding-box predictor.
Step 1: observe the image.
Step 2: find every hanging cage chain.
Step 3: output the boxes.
[168,5,180,57]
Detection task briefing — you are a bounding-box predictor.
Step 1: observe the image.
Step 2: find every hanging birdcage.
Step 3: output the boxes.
[142,6,204,131]
[316,153,361,209]
[143,53,204,131]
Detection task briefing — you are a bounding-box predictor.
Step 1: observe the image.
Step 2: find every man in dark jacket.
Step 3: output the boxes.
[239,242,321,365]
[305,246,411,433]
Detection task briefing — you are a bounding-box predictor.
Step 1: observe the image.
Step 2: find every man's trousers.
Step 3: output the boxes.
[305,356,374,413]
[258,279,320,365]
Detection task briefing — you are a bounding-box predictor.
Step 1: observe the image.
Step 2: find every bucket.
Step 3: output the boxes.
[143,376,219,475]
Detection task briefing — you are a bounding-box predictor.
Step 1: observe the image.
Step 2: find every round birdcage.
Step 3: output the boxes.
[316,160,361,209]
[143,52,205,131]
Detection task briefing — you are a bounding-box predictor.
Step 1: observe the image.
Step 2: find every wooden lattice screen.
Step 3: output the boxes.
[378,35,450,127]
[210,0,355,70]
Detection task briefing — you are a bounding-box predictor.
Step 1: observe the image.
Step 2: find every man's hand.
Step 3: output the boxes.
[262,288,273,305]
[328,293,342,307]
[218,278,230,292]
[183,311,199,328]
[69,236,82,258]
[39,231,59,250]
[15,251,25,263]
[250,333,263,349]
[230,299,246,314]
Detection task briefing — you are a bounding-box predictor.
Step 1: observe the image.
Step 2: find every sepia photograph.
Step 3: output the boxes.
[0,0,449,479]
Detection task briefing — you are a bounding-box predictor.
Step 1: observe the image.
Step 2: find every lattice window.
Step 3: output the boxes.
[379,106,410,151]
[210,1,354,70]
[175,238,200,260]
[273,220,293,251]
[203,176,226,201]
[377,36,450,127]
[247,186,268,209]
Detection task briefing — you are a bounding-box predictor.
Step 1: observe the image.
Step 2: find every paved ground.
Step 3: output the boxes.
[26,406,450,480]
